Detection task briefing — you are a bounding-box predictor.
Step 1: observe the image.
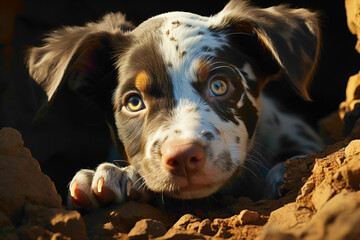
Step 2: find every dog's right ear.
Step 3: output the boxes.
[26,13,134,102]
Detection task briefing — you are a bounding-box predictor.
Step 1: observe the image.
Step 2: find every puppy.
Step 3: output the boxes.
[27,0,323,210]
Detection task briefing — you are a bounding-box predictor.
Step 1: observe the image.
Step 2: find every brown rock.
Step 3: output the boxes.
[264,203,313,232]
[339,73,360,121]
[332,152,360,191]
[101,221,128,237]
[214,226,232,239]
[198,219,216,236]
[83,201,171,239]
[257,229,299,240]
[156,229,207,240]
[0,211,18,240]
[49,209,87,239]
[311,181,335,210]
[344,139,360,158]
[128,219,167,240]
[0,128,62,218]
[299,191,360,240]
[0,127,24,154]
[170,214,201,232]
[237,210,259,225]
[19,203,87,240]
[18,225,54,240]
[299,179,315,197]
[345,0,360,53]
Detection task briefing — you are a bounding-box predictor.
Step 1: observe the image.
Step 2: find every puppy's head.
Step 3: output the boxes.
[27,0,320,199]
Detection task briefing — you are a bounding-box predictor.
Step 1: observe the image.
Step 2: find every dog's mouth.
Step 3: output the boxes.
[168,181,225,199]
[157,176,226,199]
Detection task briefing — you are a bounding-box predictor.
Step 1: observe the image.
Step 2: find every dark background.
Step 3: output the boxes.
[1,0,359,201]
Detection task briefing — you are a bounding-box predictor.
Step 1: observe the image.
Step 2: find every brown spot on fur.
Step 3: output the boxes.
[179,51,186,58]
[196,59,210,83]
[135,70,149,92]
[171,20,182,30]
[167,62,172,67]
[165,30,170,36]
[171,20,181,27]
[170,37,176,41]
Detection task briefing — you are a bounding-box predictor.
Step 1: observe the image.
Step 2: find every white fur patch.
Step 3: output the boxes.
[137,13,252,197]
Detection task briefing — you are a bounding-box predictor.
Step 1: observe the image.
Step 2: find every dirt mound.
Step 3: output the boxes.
[1,118,360,239]
[0,127,87,239]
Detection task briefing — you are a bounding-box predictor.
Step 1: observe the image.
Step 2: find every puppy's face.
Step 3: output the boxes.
[26,0,320,199]
[114,12,261,199]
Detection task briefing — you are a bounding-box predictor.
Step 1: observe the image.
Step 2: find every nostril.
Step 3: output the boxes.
[162,141,206,177]
[166,158,179,168]
[190,156,199,163]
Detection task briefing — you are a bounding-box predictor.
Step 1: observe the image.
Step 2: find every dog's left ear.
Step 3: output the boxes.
[26,13,134,103]
[26,13,134,160]
[210,0,321,100]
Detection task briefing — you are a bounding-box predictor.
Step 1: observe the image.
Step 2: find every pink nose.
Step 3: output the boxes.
[162,141,206,178]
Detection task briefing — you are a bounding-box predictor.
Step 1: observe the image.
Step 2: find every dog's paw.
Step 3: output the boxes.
[264,155,307,199]
[263,162,286,200]
[67,163,147,210]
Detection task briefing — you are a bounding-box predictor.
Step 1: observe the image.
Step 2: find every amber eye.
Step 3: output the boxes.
[126,95,145,112]
[210,77,228,96]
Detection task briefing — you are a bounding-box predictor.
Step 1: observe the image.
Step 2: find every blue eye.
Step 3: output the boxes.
[210,77,228,96]
[126,95,145,112]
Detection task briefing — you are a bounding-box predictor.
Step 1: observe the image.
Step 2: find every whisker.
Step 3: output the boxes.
[131,175,144,189]
[161,187,165,204]
[225,32,254,37]
[241,165,261,180]
[248,148,267,162]
[246,156,268,171]
[252,141,276,156]
[246,151,267,166]
[113,159,129,167]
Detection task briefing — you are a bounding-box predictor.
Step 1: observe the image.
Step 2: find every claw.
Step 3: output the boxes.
[94,177,116,203]
[70,181,79,199]
[126,180,132,197]
[70,181,92,208]
[126,178,142,200]
[98,177,104,193]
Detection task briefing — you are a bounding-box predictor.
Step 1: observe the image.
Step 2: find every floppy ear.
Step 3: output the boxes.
[26,12,134,102]
[210,0,321,100]
[26,13,134,161]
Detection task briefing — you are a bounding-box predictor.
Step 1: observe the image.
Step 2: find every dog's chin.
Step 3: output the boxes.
[162,182,224,200]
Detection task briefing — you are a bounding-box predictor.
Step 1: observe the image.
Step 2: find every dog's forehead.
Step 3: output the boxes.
[134,11,227,71]
[122,11,230,102]
[157,12,225,68]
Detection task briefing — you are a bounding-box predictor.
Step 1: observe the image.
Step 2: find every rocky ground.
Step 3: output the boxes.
[1,112,360,240]
[1,0,360,239]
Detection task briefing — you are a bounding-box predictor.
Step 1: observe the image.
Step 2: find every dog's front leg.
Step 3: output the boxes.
[67,163,148,210]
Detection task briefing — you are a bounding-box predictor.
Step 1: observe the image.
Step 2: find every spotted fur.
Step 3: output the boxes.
[27,0,323,207]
